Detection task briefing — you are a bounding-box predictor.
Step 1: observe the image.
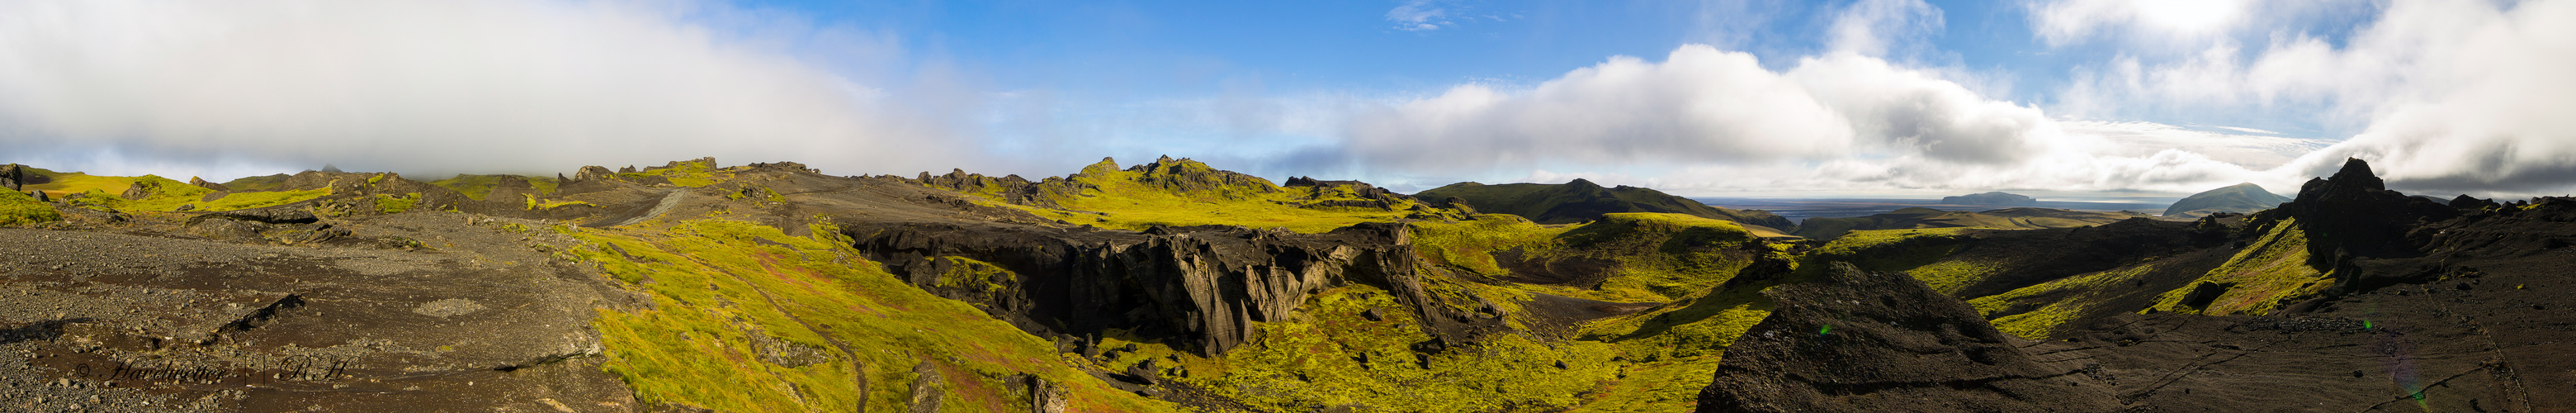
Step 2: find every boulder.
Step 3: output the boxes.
[0,164,20,191]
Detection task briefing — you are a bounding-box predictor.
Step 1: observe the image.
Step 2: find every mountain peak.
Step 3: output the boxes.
[2328,158,2385,191]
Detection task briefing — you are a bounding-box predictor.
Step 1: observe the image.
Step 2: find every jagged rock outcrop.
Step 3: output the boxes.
[911,169,1088,208]
[571,165,618,183]
[1,164,21,191]
[1696,262,2120,412]
[187,176,231,192]
[121,177,163,199]
[851,221,1442,356]
[1282,176,1417,210]
[2257,159,2456,280]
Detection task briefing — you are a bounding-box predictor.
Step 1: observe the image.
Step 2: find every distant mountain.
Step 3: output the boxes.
[2162,183,2290,217]
[1412,178,1796,234]
[1791,206,2154,240]
[1940,192,2036,206]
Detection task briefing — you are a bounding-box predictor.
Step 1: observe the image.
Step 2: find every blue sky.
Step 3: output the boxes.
[2,0,2569,198]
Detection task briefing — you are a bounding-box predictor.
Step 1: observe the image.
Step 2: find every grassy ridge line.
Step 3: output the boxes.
[1969,264,2160,339]
[2148,217,2331,316]
[954,158,1433,233]
[563,220,1176,412]
[426,174,561,200]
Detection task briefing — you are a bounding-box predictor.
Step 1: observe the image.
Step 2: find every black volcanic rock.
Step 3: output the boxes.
[1696,262,2119,412]
[1940,192,2036,206]
[0,163,21,191]
[2162,183,2290,217]
[2448,194,2500,210]
[2261,158,2456,274]
[850,221,1448,356]
[1412,179,1794,231]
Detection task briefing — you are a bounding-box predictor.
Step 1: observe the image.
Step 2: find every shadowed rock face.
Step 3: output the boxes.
[850,221,1435,356]
[1696,262,2120,412]
[2275,159,2457,266]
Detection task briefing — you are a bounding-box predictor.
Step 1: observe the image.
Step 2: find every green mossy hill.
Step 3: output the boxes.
[1412,179,1794,233]
[0,189,59,225]
[15,166,143,198]
[905,156,1453,233]
[565,220,1177,412]
[1178,285,1626,412]
[428,173,560,200]
[1411,213,1768,303]
[1791,206,2152,240]
[220,173,291,192]
[2163,183,2290,218]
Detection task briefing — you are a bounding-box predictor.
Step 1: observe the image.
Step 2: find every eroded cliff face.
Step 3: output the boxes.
[848,221,1444,356]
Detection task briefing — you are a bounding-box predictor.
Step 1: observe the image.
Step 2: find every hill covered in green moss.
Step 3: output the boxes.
[1411,179,1795,235]
[2,156,2569,412]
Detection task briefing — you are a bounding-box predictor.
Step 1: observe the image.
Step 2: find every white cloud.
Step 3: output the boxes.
[1386,0,1450,31]
[2029,0,2252,46]
[2057,0,2576,197]
[1827,0,1942,57]
[0,0,973,179]
[1340,43,2283,195]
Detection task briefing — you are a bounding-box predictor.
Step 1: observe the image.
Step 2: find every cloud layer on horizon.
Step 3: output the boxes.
[0,0,2566,200]
[0,0,971,180]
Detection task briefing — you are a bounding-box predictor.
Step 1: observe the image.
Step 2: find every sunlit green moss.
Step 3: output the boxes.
[0,189,59,225]
[1969,264,2158,339]
[1182,285,1621,412]
[2149,218,2330,316]
[375,192,420,214]
[198,188,333,211]
[565,220,1176,412]
[16,166,139,199]
[970,158,1430,233]
[428,174,560,200]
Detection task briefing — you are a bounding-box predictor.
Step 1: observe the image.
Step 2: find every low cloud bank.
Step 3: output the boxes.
[0,0,969,179]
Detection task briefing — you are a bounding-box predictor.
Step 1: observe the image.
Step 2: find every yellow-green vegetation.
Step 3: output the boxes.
[1397,213,1781,412]
[198,188,333,211]
[1969,264,2158,339]
[565,220,1176,412]
[1410,215,1571,276]
[987,159,1428,233]
[17,166,139,198]
[2150,219,2331,316]
[618,159,728,187]
[522,193,593,211]
[1792,207,2144,240]
[1175,285,1623,412]
[92,175,213,211]
[1794,227,1978,282]
[219,174,291,192]
[1407,213,1764,303]
[53,174,333,213]
[375,193,420,214]
[428,174,560,200]
[1570,257,1794,413]
[0,189,59,225]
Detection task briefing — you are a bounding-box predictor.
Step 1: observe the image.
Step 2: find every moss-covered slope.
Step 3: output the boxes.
[1412,179,1794,233]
